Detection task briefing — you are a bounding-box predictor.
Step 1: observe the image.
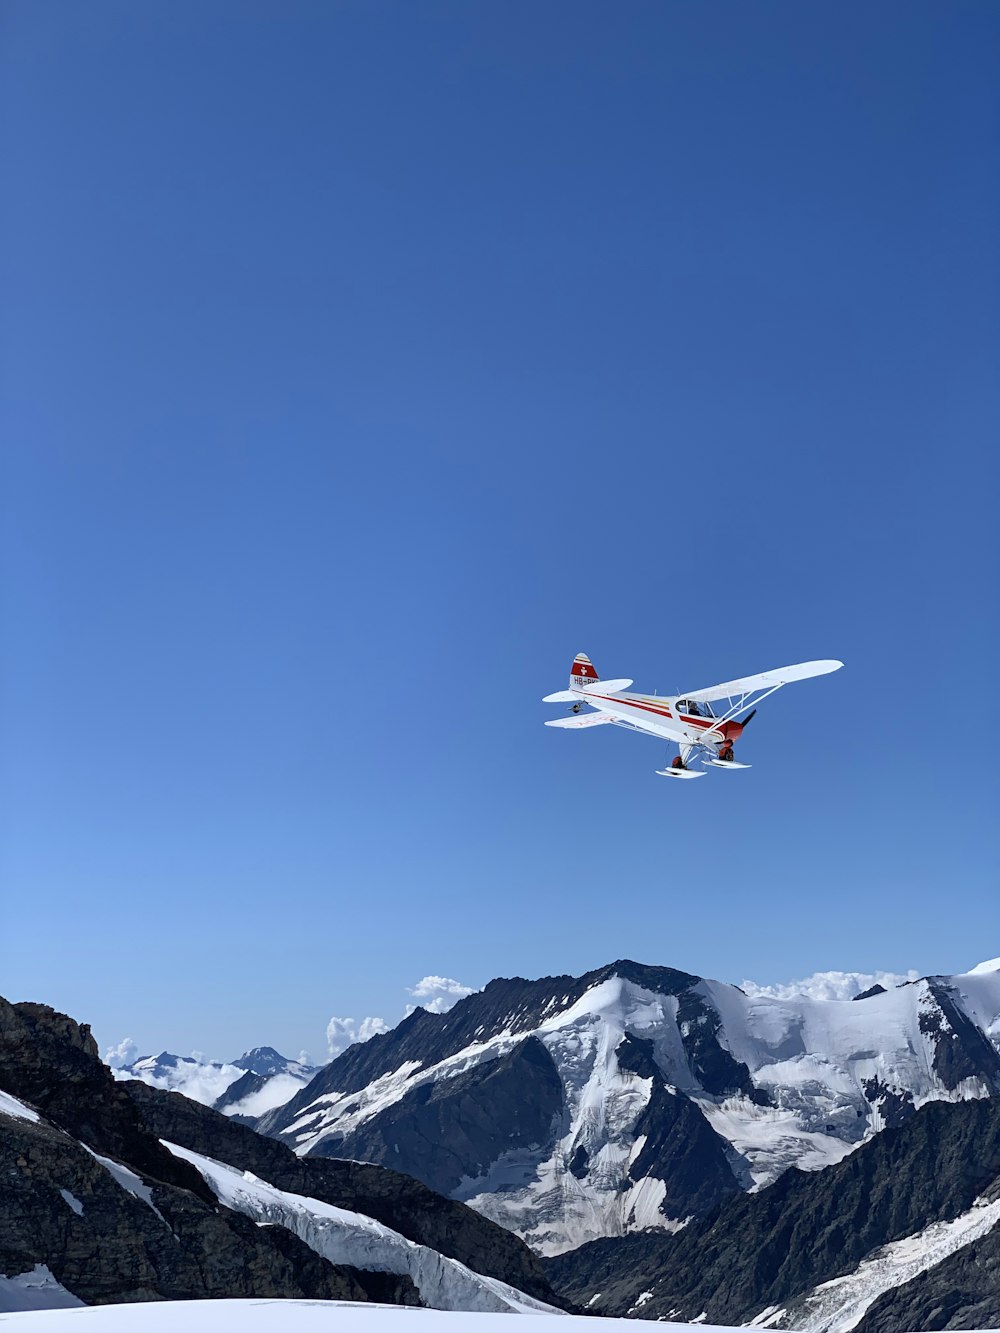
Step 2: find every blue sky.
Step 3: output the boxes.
[2,1,997,1064]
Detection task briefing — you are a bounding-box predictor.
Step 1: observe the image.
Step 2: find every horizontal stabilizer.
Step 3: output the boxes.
[542,690,579,703]
[579,678,633,695]
[545,712,615,729]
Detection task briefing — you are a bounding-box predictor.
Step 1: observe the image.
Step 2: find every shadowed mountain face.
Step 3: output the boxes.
[316,1037,564,1197]
[545,1096,1000,1326]
[260,958,1000,1254]
[0,995,563,1312]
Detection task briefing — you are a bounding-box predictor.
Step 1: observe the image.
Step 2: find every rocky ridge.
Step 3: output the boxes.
[0,995,562,1313]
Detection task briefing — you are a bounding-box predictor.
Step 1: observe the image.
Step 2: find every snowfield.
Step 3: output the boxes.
[0,1298,717,1328]
[4,1298,1000,1332]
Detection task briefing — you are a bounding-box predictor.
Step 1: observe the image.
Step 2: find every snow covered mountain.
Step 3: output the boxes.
[111,1046,316,1120]
[260,958,1000,1255]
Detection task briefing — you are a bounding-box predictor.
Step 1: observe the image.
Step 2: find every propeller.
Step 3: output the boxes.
[741,708,757,727]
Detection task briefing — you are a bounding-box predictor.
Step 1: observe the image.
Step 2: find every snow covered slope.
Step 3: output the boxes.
[165,1143,558,1314]
[0,1296,691,1328]
[749,1194,1000,1333]
[261,959,1000,1254]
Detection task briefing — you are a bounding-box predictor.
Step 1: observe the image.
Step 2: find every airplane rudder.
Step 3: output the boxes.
[569,652,599,687]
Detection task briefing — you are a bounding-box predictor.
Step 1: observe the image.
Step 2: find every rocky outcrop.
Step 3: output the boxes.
[0,1095,415,1306]
[673,988,765,1104]
[0,995,558,1312]
[545,1096,1000,1323]
[0,999,213,1207]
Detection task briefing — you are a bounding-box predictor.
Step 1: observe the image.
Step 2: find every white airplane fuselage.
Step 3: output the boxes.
[572,688,726,747]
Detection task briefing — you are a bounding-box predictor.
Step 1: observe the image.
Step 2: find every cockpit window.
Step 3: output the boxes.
[677,698,717,718]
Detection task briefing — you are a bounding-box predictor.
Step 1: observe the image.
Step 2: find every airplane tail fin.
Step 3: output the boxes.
[569,652,599,689]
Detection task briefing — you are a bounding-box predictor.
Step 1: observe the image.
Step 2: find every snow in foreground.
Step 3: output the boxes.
[0,1298,711,1329]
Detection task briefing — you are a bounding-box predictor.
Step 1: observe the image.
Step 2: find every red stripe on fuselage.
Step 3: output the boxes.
[582,694,719,731]
[584,694,674,720]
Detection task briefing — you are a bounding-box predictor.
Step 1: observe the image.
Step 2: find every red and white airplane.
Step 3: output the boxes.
[543,653,843,778]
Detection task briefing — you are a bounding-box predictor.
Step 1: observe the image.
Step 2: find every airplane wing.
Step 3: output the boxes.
[544,712,616,729]
[682,659,843,703]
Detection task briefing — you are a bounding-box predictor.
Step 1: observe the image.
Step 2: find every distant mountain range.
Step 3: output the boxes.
[112,1046,317,1121]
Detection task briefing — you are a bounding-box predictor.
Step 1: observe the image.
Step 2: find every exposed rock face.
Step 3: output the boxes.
[124,1079,560,1306]
[616,1035,746,1209]
[923,979,1000,1089]
[0,999,214,1207]
[672,988,765,1103]
[545,1096,1000,1325]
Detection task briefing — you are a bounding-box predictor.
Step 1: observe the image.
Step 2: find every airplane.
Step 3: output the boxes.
[543,653,844,779]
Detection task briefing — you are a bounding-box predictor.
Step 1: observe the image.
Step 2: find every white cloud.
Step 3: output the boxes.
[325,976,478,1059]
[358,1017,390,1042]
[740,969,919,1002]
[326,1015,389,1058]
[406,975,477,1015]
[103,1037,138,1070]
